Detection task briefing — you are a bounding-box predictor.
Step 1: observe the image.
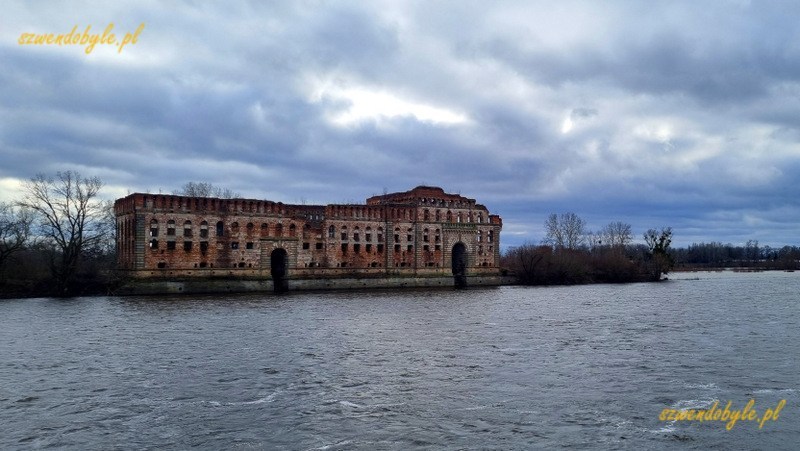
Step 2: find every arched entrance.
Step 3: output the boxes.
[270,248,289,293]
[451,242,468,288]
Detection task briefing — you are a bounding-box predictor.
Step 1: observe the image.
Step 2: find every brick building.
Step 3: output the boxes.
[115,186,502,288]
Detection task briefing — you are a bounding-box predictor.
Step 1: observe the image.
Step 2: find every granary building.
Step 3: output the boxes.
[114,186,502,289]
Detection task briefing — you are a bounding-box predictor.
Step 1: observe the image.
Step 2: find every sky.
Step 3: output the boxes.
[2,0,800,249]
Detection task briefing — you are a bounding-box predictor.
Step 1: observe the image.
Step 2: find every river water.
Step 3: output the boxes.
[1,271,798,449]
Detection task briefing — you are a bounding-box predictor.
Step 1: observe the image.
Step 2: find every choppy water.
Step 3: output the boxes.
[1,271,798,449]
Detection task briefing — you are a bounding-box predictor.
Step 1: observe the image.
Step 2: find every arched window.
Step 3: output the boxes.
[200,221,208,238]
[167,220,176,236]
[289,224,296,237]
[183,220,192,237]
[340,226,348,241]
[246,222,254,233]
[216,221,224,237]
[477,230,483,242]
[446,211,452,222]
[275,223,283,236]
[231,222,239,233]
[261,223,269,237]
[328,225,335,238]
[149,219,159,237]
[488,230,494,243]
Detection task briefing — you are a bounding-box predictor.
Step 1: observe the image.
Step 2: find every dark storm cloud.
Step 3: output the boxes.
[2,0,800,247]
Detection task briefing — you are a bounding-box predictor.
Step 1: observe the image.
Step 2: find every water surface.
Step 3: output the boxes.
[1,271,798,449]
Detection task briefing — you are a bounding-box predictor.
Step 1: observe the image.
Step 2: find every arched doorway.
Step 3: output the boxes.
[451,242,468,288]
[270,248,289,293]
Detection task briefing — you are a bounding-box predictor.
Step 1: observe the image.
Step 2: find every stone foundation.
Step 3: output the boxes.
[114,275,516,296]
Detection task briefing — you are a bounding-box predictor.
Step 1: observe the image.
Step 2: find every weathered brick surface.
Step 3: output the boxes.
[114,186,502,279]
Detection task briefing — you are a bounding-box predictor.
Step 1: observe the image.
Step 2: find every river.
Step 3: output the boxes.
[1,271,798,449]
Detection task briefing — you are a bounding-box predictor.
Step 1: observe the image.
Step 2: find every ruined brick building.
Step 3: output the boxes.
[115,186,502,289]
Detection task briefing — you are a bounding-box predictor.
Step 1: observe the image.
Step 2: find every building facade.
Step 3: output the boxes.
[115,186,502,286]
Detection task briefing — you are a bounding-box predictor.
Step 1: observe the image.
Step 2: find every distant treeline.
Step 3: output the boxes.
[670,241,800,270]
[501,213,800,286]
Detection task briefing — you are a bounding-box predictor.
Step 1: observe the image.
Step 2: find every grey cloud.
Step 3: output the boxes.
[2,0,800,248]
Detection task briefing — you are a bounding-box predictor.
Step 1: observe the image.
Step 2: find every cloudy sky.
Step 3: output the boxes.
[3,1,800,249]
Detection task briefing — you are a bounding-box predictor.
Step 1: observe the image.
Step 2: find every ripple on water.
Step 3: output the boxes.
[0,274,799,449]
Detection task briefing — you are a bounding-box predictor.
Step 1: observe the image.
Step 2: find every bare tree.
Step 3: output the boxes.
[19,172,105,295]
[510,243,547,284]
[643,227,674,280]
[544,212,586,249]
[174,181,240,199]
[601,221,633,247]
[0,202,33,272]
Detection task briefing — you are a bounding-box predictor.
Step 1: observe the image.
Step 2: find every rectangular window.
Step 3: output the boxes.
[366,244,372,253]
[353,233,360,242]
[354,243,361,253]
[394,234,400,243]
[341,243,347,253]
[407,245,413,252]
[200,241,209,253]
[377,244,384,253]
[167,228,175,236]
[377,234,383,242]
[423,245,429,252]
[366,233,371,242]
[231,242,239,250]
[302,242,310,250]
[394,244,401,252]
[184,241,193,251]
[184,229,192,238]
[167,241,176,250]
[246,242,254,249]
[315,242,323,250]
[200,229,208,238]
[407,234,413,242]
[435,244,441,251]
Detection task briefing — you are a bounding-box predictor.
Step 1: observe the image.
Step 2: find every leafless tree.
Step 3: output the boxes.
[544,212,586,249]
[19,172,105,295]
[0,202,33,272]
[174,181,240,199]
[600,221,633,248]
[643,227,674,280]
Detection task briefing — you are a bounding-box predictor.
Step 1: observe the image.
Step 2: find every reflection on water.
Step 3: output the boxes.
[1,271,798,449]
